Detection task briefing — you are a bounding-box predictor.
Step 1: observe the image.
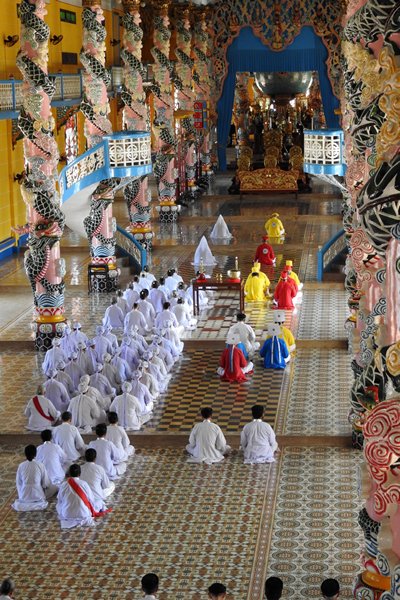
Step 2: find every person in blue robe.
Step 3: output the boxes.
[260,324,289,369]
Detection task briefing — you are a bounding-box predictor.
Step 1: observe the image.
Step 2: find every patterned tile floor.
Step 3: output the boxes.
[297,290,348,340]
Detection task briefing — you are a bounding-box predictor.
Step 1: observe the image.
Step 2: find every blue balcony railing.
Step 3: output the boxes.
[304,129,346,177]
[317,228,346,281]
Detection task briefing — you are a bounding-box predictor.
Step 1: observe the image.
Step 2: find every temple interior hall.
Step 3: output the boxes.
[0,0,399,599]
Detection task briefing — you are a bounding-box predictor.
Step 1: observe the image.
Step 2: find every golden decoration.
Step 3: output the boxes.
[386,341,400,377]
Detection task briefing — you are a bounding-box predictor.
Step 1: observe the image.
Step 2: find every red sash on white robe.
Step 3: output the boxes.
[67,478,112,518]
[32,396,54,422]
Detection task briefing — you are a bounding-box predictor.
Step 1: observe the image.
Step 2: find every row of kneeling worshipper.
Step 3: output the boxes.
[218,311,296,382]
[0,573,341,599]
[12,404,279,527]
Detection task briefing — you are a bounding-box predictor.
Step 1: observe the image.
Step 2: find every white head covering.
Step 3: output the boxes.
[78,382,88,393]
[227,332,241,346]
[132,370,142,379]
[122,381,132,393]
[73,322,81,329]
[49,369,58,378]
[122,336,131,345]
[96,363,104,372]
[57,361,66,369]
[80,374,90,384]
[104,324,112,332]
[71,352,78,360]
[96,325,104,335]
[52,337,61,347]
[273,311,285,324]
[103,353,112,363]
[193,235,217,266]
[77,342,86,350]
[267,323,281,336]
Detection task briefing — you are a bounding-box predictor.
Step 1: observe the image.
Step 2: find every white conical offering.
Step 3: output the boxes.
[210,215,232,239]
[193,235,217,266]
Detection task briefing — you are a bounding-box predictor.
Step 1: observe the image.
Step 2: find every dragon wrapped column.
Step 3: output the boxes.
[17,0,67,351]
[121,0,153,249]
[151,1,180,223]
[80,0,119,291]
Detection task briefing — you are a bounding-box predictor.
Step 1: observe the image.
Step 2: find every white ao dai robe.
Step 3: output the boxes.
[240,420,278,464]
[105,424,135,459]
[36,441,68,485]
[80,462,115,512]
[88,438,127,480]
[12,460,56,511]
[56,477,96,529]
[186,420,230,465]
[109,392,148,430]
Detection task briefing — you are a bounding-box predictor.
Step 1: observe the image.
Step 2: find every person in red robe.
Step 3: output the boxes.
[273,271,297,310]
[278,266,298,295]
[254,236,276,266]
[218,334,254,382]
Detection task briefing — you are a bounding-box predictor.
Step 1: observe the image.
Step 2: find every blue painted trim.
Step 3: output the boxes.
[17,233,29,248]
[317,228,345,282]
[0,110,19,120]
[304,163,347,176]
[304,129,343,136]
[52,99,81,108]
[116,225,147,270]
[0,237,16,261]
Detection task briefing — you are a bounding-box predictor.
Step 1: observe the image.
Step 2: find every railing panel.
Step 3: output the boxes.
[317,228,346,281]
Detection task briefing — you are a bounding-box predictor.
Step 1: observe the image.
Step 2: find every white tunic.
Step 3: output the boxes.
[186,420,230,465]
[92,335,113,363]
[36,441,68,484]
[24,395,60,432]
[154,308,180,330]
[64,360,85,389]
[240,420,278,464]
[124,310,149,336]
[12,460,53,511]
[68,393,101,433]
[103,304,125,329]
[148,288,168,314]
[43,378,70,413]
[172,303,196,328]
[227,322,257,353]
[88,438,127,480]
[138,300,156,330]
[112,355,132,382]
[52,422,86,461]
[123,288,140,310]
[42,346,66,377]
[110,392,147,430]
[56,477,96,529]
[69,330,89,353]
[80,462,115,512]
[105,424,135,459]
[55,370,75,396]
[116,296,129,316]
[130,379,154,414]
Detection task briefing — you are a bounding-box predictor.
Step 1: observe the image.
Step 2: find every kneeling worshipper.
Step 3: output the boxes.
[102,353,122,393]
[172,298,197,330]
[79,374,108,421]
[43,369,70,413]
[240,405,279,464]
[36,429,68,485]
[68,381,101,433]
[186,407,231,465]
[245,262,271,297]
[89,423,127,480]
[218,333,254,383]
[52,411,87,463]
[80,449,115,513]
[285,259,303,290]
[42,337,66,377]
[260,324,289,369]
[56,463,111,529]
[25,385,60,431]
[103,297,125,330]
[254,235,276,266]
[264,212,285,239]
[55,361,75,396]
[110,381,150,430]
[124,303,149,336]
[130,369,155,416]
[244,271,268,302]
[12,444,58,512]
[149,280,168,314]
[273,311,296,355]
[226,312,260,359]
[89,363,116,410]
[273,271,297,310]
[64,352,85,389]
[106,412,135,459]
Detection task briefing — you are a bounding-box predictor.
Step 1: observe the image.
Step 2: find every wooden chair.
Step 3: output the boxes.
[264,155,277,168]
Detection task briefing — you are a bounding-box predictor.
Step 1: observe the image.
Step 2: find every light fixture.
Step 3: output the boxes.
[50,34,63,45]
[4,35,19,47]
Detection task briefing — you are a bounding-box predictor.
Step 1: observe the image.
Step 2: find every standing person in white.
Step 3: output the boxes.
[88,423,127,480]
[240,405,278,464]
[106,412,135,459]
[12,445,58,512]
[52,411,87,462]
[80,448,115,513]
[186,407,231,465]
[25,385,60,431]
[36,429,68,485]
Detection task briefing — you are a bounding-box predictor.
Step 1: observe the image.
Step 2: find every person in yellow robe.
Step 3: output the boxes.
[272,311,296,355]
[244,272,268,302]
[245,262,271,297]
[264,213,285,238]
[285,260,303,289]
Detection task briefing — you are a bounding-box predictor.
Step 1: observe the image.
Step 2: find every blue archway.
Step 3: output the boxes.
[216,26,340,170]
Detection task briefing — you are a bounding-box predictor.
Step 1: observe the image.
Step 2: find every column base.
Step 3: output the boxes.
[33,320,67,352]
[88,264,120,293]
[156,204,181,223]
[129,228,154,251]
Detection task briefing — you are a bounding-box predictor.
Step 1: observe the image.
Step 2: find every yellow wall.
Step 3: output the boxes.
[0,0,121,244]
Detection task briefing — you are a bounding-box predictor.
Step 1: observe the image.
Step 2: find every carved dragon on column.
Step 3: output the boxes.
[17,0,67,350]
[80,1,120,290]
[121,0,153,249]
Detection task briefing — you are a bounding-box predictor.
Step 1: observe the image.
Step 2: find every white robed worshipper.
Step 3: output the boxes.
[92,326,114,362]
[186,407,231,465]
[43,370,70,413]
[240,405,279,465]
[25,386,60,431]
[149,344,170,379]
[80,448,115,513]
[89,364,116,409]
[85,340,98,376]
[154,302,181,331]
[141,265,156,284]
[36,429,68,485]
[129,326,149,354]
[69,322,89,353]
[60,323,75,359]
[124,304,149,336]
[152,335,174,370]
[140,360,160,399]
[158,276,171,298]
[55,361,75,396]
[148,281,168,314]
[161,323,184,356]
[111,348,132,382]
[42,337,66,377]
[145,354,168,393]
[131,369,154,415]
[12,445,58,512]
[68,381,101,433]
[172,298,197,330]
[193,235,217,267]
[56,464,111,529]
[119,336,141,371]
[103,324,119,354]
[123,283,140,310]
[89,424,127,480]
[210,214,232,240]
[64,353,85,389]
[186,282,209,309]
[76,342,90,374]
[106,412,135,459]
[80,375,108,419]
[116,290,129,316]
[0,578,15,599]
[110,382,150,430]
[138,290,156,330]
[164,269,180,294]
[103,297,125,329]
[102,353,122,391]
[138,271,150,291]
[52,412,86,462]
[226,312,260,359]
